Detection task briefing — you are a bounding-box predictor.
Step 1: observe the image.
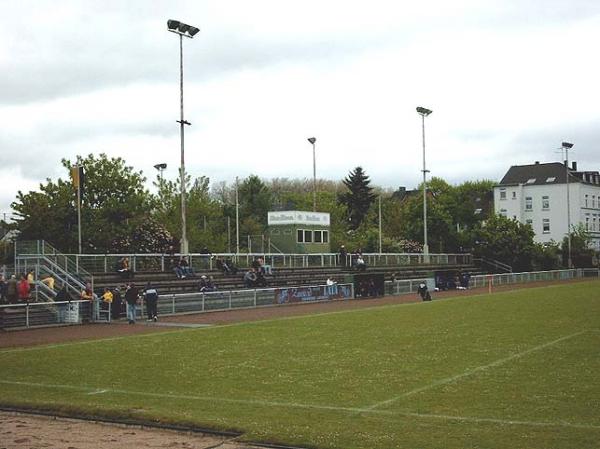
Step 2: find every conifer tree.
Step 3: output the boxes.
[339,166,376,230]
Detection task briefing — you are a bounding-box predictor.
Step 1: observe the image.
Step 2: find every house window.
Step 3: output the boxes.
[499,189,507,200]
[323,230,329,243]
[499,209,507,217]
[585,194,589,207]
[526,178,536,184]
[586,217,590,231]
[297,229,304,243]
[593,195,597,208]
[542,219,550,233]
[314,230,322,243]
[512,191,517,199]
[546,177,556,183]
[304,230,313,243]
[525,197,533,211]
[542,195,549,210]
[525,219,533,227]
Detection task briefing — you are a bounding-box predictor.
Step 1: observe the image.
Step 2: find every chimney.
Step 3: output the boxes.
[534,161,539,165]
[572,161,577,171]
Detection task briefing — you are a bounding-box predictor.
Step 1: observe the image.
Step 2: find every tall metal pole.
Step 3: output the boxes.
[235,177,240,255]
[308,137,317,212]
[378,195,382,254]
[312,141,317,212]
[178,33,189,255]
[420,113,429,255]
[76,163,82,254]
[564,145,572,268]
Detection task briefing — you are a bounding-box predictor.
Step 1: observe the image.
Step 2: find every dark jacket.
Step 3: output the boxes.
[124,286,139,305]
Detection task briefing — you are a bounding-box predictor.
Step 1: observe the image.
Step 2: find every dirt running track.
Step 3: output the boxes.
[0,278,592,449]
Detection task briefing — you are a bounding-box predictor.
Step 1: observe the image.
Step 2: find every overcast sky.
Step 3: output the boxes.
[2,0,600,218]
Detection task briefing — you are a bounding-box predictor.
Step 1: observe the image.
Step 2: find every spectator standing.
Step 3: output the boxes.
[144,282,159,322]
[339,245,348,267]
[0,274,6,303]
[27,270,35,293]
[80,283,94,301]
[17,275,30,302]
[124,283,139,324]
[100,287,113,317]
[6,275,18,304]
[111,286,123,320]
[54,284,70,323]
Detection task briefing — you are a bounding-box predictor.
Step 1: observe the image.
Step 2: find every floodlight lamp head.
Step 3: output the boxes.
[188,26,200,37]
[167,20,180,31]
[561,142,574,149]
[308,137,316,144]
[154,163,167,170]
[416,106,432,116]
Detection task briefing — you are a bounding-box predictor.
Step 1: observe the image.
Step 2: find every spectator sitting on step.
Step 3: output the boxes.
[171,258,186,279]
[179,256,195,277]
[244,268,258,288]
[41,274,55,290]
[251,257,264,275]
[255,270,268,288]
[117,257,134,279]
[198,275,217,292]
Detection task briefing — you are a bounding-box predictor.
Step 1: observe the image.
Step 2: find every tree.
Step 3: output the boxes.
[561,224,595,268]
[12,154,154,253]
[339,167,376,230]
[471,214,536,272]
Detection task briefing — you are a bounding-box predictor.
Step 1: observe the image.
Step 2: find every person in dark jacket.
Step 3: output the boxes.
[111,286,123,320]
[124,283,139,324]
[6,275,18,304]
[143,282,159,322]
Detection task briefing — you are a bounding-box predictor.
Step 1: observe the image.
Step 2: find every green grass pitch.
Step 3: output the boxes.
[1,281,599,449]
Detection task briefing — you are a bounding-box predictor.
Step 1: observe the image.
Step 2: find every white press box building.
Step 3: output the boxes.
[494,161,600,251]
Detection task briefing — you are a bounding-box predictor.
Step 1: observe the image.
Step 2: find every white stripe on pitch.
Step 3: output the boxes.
[365,330,588,411]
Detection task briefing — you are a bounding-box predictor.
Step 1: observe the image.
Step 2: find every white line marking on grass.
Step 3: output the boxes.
[1,379,599,431]
[391,410,600,431]
[87,389,108,395]
[365,330,588,411]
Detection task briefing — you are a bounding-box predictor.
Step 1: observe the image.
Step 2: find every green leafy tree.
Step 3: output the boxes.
[13,154,154,253]
[471,214,536,271]
[339,167,376,230]
[561,224,595,268]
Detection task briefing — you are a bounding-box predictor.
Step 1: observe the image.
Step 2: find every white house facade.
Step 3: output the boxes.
[494,161,600,251]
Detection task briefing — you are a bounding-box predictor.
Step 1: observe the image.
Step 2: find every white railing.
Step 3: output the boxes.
[21,251,472,273]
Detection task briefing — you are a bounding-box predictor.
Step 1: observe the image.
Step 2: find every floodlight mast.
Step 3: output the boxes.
[167,19,199,255]
[417,106,432,255]
[308,137,317,211]
[562,141,574,269]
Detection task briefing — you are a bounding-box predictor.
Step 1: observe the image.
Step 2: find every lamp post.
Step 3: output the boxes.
[562,141,574,268]
[153,163,167,183]
[417,106,432,255]
[167,19,199,255]
[307,137,317,211]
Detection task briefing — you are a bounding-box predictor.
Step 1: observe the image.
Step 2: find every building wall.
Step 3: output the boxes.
[494,182,600,250]
[269,224,331,253]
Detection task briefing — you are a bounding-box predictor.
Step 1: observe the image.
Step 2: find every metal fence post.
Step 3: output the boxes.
[253,290,257,307]
[202,293,205,312]
[172,294,175,314]
[26,302,30,328]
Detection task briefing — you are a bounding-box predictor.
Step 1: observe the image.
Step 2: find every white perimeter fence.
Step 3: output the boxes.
[1,269,598,330]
